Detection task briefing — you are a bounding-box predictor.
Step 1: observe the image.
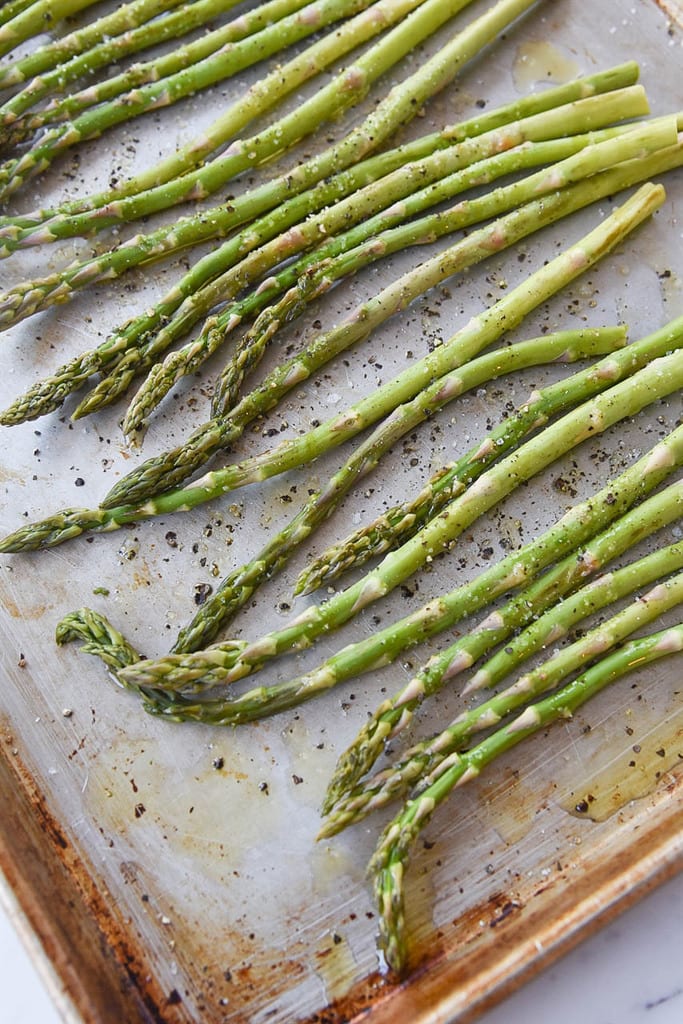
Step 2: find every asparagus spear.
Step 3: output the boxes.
[322,536,683,828]
[55,606,248,676]
[0,0,42,30]
[0,181,659,552]
[0,0,98,60]
[0,0,306,133]
[302,310,683,592]
[371,621,683,972]
[0,0,539,245]
[115,337,683,696]
[115,425,683,719]
[0,0,384,200]
[100,173,670,511]
[170,327,626,653]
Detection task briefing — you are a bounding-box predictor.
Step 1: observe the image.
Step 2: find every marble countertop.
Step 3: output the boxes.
[1,866,681,1024]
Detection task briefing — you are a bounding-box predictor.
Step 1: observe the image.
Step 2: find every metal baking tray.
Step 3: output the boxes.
[0,0,681,1021]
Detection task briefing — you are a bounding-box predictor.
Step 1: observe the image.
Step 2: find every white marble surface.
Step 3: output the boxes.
[1,867,681,1023]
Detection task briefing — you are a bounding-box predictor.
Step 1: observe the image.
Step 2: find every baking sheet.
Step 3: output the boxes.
[0,1,682,1021]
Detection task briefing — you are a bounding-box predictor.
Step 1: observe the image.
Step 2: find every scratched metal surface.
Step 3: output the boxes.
[0,0,682,1021]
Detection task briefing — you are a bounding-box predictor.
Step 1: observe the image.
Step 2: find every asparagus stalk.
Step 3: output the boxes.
[322,536,683,829]
[371,622,683,972]
[0,0,305,132]
[0,181,659,551]
[301,311,683,593]
[55,606,249,677]
[170,328,626,653]
[115,338,683,696]
[115,425,683,720]
[101,173,671,512]
[0,0,98,60]
[0,0,42,30]
[0,0,539,245]
[0,0,384,200]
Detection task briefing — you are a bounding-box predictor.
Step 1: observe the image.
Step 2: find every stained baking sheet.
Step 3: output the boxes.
[0,1,682,1022]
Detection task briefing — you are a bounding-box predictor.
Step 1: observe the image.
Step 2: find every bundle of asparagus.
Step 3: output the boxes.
[0,0,322,133]
[0,183,670,551]
[3,73,668,434]
[0,0,99,60]
[370,619,683,969]
[0,0,424,199]
[0,0,511,206]
[2,0,682,986]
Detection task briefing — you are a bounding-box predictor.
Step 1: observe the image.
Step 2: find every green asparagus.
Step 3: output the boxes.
[0,0,308,135]
[171,328,626,653]
[116,425,683,721]
[115,341,683,696]
[52,329,619,671]
[0,0,43,31]
[322,537,683,829]
[0,0,383,200]
[0,0,194,92]
[371,622,683,972]
[0,0,538,244]
[1,88,653,434]
[1,0,421,185]
[110,103,665,437]
[5,86,629,339]
[98,154,681,507]
[0,0,98,60]
[0,62,638,249]
[0,183,661,549]
[56,608,143,672]
[300,311,683,592]
[175,110,660,424]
